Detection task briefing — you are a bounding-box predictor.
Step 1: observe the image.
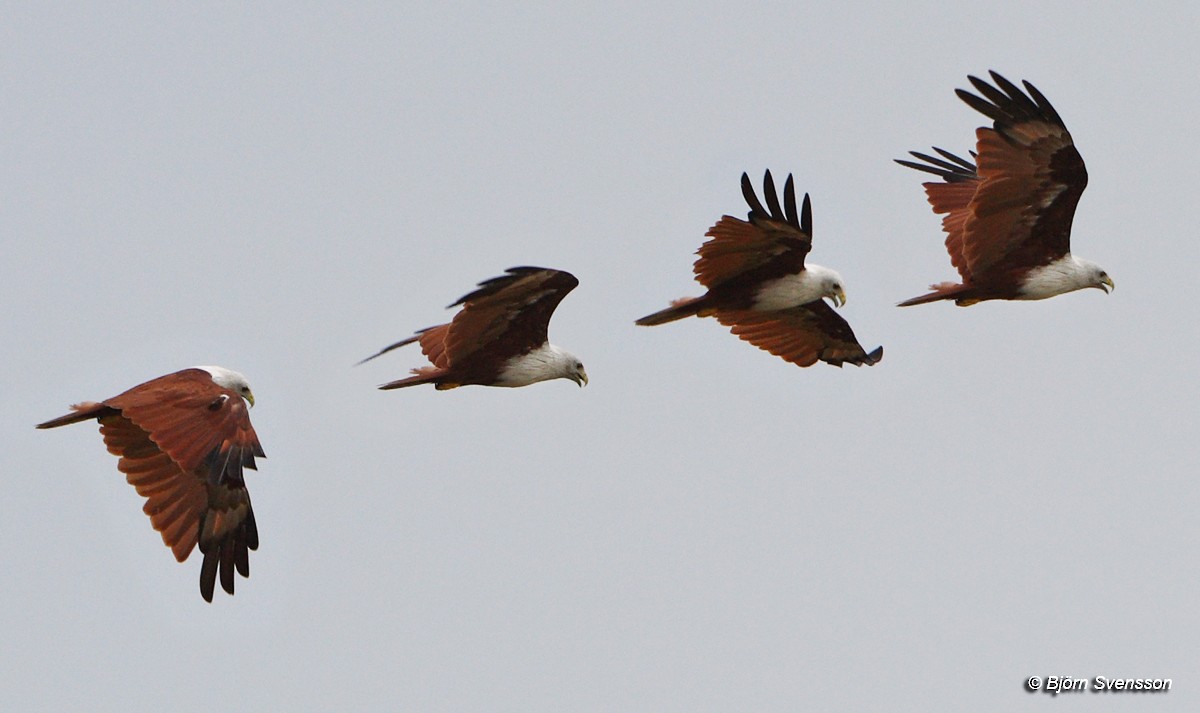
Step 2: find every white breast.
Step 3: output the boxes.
[1019,254,1094,300]
[495,344,570,387]
[751,270,826,311]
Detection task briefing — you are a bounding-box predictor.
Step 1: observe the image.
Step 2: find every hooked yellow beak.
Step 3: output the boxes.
[831,286,847,308]
[245,390,256,407]
[575,369,588,387]
[1099,275,1115,293]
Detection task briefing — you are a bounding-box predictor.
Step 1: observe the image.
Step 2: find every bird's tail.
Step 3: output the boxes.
[897,282,970,307]
[35,402,110,429]
[378,367,449,390]
[635,296,710,326]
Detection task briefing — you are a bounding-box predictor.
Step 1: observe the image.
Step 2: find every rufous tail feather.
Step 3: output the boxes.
[635,296,709,326]
[378,367,445,390]
[35,402,111,429]
[897,283,970,307]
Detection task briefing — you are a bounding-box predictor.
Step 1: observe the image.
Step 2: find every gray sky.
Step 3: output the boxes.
[3,3,1197,711]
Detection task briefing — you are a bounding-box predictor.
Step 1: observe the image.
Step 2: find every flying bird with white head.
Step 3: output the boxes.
[896,71,1114,306]
[636,170,882,368]
[360,266,588,389]
[36,366,265,602]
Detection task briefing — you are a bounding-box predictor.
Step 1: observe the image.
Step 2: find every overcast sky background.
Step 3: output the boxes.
[3,3,1197,711]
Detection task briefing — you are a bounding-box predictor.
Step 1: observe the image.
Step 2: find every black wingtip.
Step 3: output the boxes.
[742,169,806,231]
[957,70,1065,131]
[895,148,977,182]
[355,334,423,366]
[783,175,798,226]
[762,170,783,219]
[200,552,218,603]
[741,171,767,219]
[448,266,577,307]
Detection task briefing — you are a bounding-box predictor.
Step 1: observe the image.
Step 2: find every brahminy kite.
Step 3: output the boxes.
[896,71,1114,306]
[36,366,265,602]
[360,266,588,389]
[636,170,882,368]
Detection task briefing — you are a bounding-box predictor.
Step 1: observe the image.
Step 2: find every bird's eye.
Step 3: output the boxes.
[575,362,583,370]
[1099,271,1108,278]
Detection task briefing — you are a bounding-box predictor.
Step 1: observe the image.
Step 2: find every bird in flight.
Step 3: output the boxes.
[896,71,1113,306]
[37,366,265,602]
[360,266,588,389]
[636,170,881,367]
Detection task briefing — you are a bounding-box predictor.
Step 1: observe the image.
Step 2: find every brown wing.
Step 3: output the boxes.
[898,72,1087,281]
[357,323,452,368]
[99,414,208,562]
[104,369,263,601]
[106,369,264,485]
[196,474,257,603]
[956,72,1087,277]
[363,324,453,389]
[693,171,812,289]
[895,148,980,281]
[441,267,578,365]
[99,413,258,601]
[415,323,452,368]
[715,302,882,368]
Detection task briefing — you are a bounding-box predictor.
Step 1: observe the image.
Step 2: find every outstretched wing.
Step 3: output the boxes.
[693,171,813,289]
[715,302,882,368]
[357,323,453,368]
[895,148,980,281]
[102,369,264,601]
[898,72,1087,280]
[442,267,579,364]
[956,72,1086,277]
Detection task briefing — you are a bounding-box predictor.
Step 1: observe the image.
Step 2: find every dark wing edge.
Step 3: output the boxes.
[715,302,883,368]
[957,71,1086,190]
[741,170,810,235]
[198,491,258,603]
[895,148,978,183]
[436,266,580,368]
[957,70,1067,133]
[960,71,1088,263]
[449,266,578,308]
[356,330,427,366]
